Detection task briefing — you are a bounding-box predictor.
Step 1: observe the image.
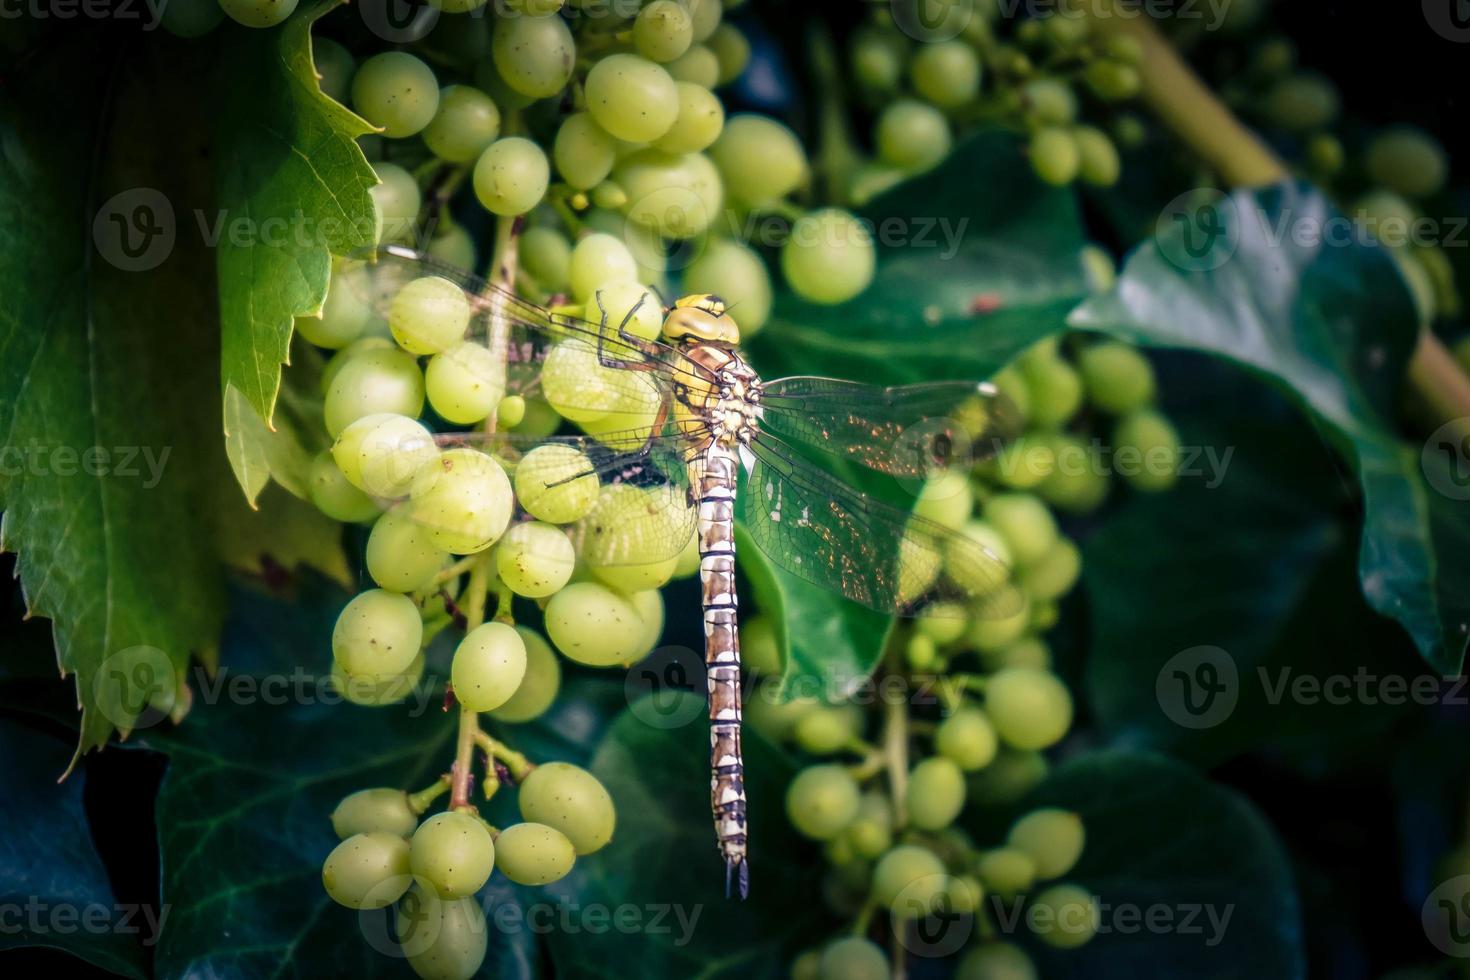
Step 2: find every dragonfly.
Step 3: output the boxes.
[351,244,1024,899]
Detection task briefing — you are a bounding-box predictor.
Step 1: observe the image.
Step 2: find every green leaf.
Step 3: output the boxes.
[1071,182,1469,673]
[1013,750,1305,979]
[214,1,376,495]
[750,129,1090,385]
[213,482,352,587]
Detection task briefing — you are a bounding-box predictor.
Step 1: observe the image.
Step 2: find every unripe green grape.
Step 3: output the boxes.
[589,279,663,342]
[332,788,420,839]
[514,444,599,524]
[708,24,749,85]
[568,233,639,302]
[1084,59,1140,100]
[687,0,721,41]
[985,667,1073,749]
[977,847,1036,897]
[1352,190,1418,249]
[1079,341,1155,413]
[333,589,423,677]
[875,99,951,172]
[368,509,449,592]
[426,342,505,425]
[422,85,501,164]
[160,0,224,38]
[334,413,438,498]
[986,435,1055,490]
[410,811,496,898]
[473,137,550,216]
[408,448,514,554]
[1019,354,1082,427]
[913,470,973,530]
[496,521,575,598]
[218,0,296,28]
[333,652,425,707]
[739,616,781,675]
[589,181,626,210]
[846,822,893,861]
[781,208,875,305]
[785,764,861,840]
[1034,434,1109,514]
[451,621,527,711]
[906,756,966,831]
[1008,808,1085,880]
[519,226,572,292]
[397,885,488,980]
[390,276,471,355]
[945,520,1013,597]
[503,0,562,11]
[297,259,371,349]
[323,344,425,438]
[496,396,527,428]
[818,938,887,980]
[492,12,576,98]
[981,636,1051,672]
[1261,71,1338,131]
[790,950,822,980]
[322,832,411,909]
[665,44,720,87]
[708,114,807,206]
[585,53,679,142]
[1081,243,1117,293]
[793,704,858,755]
[1029,127,1079,186]
[579,484,682,588]
[544,581,647,666]
[615,148,724,239]
[947,874,984,913]
[1114,408,1181,492]
[309,450,381,523]
[746,693,818,743]
[1022,77,1076,126]
[1039,11,1089,47]
[956,942,1039,980]
[916,602,968,645]
[1030,884,1099,948]
[982,493,1057,566]
[494,822,577,885]
[966,595,1030,653]
[488,627,561,722]
[627,588,665,658]
[353,52,439,138]
[634,0,693,62]
[1366,126,1448,199]
[553,112,617,190]
[897,533,942,605]
[970,749,1048,805]
[872,845,947,916]
[1072,126,1120,187]
[370,161,421,243]
[652,82,725,153]
[518,762,616,855]
[850,28,905,91]
[428,0,488,10]
[935,706,998,771]
[1019,536,1080,602]
[910,40,981,108]
[683,238,771,335]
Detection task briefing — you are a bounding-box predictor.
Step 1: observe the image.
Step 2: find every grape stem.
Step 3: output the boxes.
[1077,0,1470,426]
[473,729,535,782]
[449,554,494,810]
[407,775,452,814]
[883,675,910,830]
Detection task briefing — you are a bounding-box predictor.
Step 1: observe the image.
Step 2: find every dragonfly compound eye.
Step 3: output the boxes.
[663,295,742,345]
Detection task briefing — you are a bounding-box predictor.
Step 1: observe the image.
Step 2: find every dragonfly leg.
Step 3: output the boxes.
[589,290,666,374]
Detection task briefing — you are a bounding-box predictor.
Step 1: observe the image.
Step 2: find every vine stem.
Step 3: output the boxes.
[1079,1,1470,427]
[448,554,492,810]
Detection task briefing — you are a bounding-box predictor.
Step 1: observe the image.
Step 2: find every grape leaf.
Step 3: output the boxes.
[1071,182,1469,674]
[213,0,376,498]
[213,483,352,588]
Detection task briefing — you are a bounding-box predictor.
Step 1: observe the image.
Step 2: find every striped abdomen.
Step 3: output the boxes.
[695,446,748,898]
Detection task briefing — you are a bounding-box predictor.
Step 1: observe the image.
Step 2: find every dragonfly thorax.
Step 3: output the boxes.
[674,344,763,450]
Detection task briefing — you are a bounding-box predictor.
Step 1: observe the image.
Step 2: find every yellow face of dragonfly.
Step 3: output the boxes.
[662,293,741,346]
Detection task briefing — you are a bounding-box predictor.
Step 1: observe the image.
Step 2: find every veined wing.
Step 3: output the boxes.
[741,434,1023,619]
[758,377,1021,479]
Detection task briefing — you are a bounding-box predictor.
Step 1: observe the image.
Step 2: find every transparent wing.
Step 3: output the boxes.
[340,245,715,414]
[741,435,1023,619]
[758,377,1021,479]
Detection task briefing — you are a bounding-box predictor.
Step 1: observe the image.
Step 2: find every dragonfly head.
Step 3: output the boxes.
[663,293,741,346]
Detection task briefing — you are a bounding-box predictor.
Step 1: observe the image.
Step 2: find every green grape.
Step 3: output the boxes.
[844,793,893,859]
[553,112,617,191]
[746,693,817,743]
[1034,434,1109,514]
[634,0,693,62]
[495,521,575,598]
[1078,341,1155,413]
[333,413,438,498]
[504,0,562,10]
[628,587,664,658]
[956,942,1039,980]
[591,180,628,210]
[785,764,861,840]
[488,627,562,722]
[1084,59,1140,100]
[428,0,489,10]
[615,148,724,239]
[1040,11,1089,47]
[323,345,425,438]
[1114,408,1180,492]
[850,27,905,91]
[580,483,682,589]
[945,520,1013,597]
[333,652,425,707]
[1366,126,1448,199]
[966,595,1030,653]
[985,667,1073,750]
[1022,78,1076,125]
[410,811,496,898]
[397,885,489,980]
[160,0,224,38]
[590,279,663,341]
[495,822,577,885]
[1008,808,1085,879]
[451,622,528,711]
[987,435,1055,490]
[913,470,973,530]
[568,232,639,302]
[368,509,449,592]
[790,950,822,980]
[1080,243,1117,293]
[652,82,725,153]
[793,704,858,755]
[872,845,947,917]
[390,276,472,355]
[897,533,942,605]
[422,85,501,164]
[781,208,875,305]
[309,450,381,523]
[408,448,515,554]
[1261,72,1339,131]
[370,161,422,243]
[218,0,296,28]
[981,636,1051,672]
[497,395,528,428]
[935,706,998,772]
[738,614,781,675]
[704,25,747,86]
[708,114,807,206]
[1019,536,1080,602]
[321,832,411,909]
[518,762,616,855]
[492,12,576,98]
[544,581,647,666]
[473,137,550,216]
[1018,354,1082,427]
[910,40,981,108]
[1072,126,1120,187]
[947,874,984,913]
[538,339,622,422]
[912,602,966,646]
[682,238,771,335]
[976,847,1036,897]
[353,52,440,138]
[297,259,371,349]
[333,588,423,677]
[332,788,420,839]
[426,341,505,425]
[665,44,720,87]
[1029,127,1079,186]
[1029,884,1099,948]
[818,938,887,980]
[519,226,572,292]
[982,493,1057,566]
[513,444,599,523]
[875,98,951,172]
[429,223,476,269]
[1352,190,1418,249]
[969,749,1048,805]
[906,756,966,831]
[585,53,679,142]
[687,0,721,41]
[672,533,701,579]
